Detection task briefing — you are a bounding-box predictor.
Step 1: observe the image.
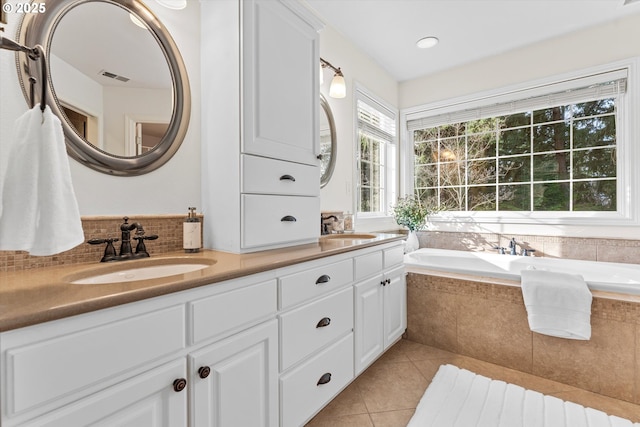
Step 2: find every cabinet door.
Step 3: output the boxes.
[190,320,278,427]
[242,0,320,165]
[28,359,187,427]
[383,266,407,349]
[354,274,384,375]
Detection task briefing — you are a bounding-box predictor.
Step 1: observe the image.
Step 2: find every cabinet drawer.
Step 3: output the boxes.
[279,258,353,309]
[242,194,319,248]
[280,333,354,427]
[280,287,353,371]
[190,279,277,344]
[384,245,405,268]
[242,155,319,196]
[4,305,185,416]
[354,250,383,281]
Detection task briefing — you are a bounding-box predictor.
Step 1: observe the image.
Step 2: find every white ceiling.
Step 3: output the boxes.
[304,0,640,82]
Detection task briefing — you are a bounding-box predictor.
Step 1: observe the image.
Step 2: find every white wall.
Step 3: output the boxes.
[400,13,640,109]
[0,0,201,216]
[103,86,172,155]
[318,25,398,231]
[49,54,104,149]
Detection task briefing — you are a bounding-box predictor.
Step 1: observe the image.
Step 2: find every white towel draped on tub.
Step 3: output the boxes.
[520,269,592,340]
[0,105,84,256]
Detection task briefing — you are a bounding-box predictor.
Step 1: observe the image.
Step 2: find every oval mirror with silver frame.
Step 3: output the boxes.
[319,93,336,188]
[15,0,190,176]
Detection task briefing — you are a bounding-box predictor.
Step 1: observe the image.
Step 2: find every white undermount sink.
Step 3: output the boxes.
[70,260,214,285]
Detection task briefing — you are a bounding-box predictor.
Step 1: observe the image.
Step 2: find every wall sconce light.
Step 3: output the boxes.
[320,57,346,99]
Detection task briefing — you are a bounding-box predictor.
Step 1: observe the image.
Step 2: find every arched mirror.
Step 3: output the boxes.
[320,94,336,188]
[15,0,190,176]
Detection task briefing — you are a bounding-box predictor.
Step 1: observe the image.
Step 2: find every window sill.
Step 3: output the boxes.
[426,211,640,239]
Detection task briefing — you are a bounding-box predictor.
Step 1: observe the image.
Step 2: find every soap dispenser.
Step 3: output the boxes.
[183,207,201,253]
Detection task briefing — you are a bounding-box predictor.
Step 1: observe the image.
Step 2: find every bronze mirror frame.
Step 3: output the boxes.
[15,0,191,176]
[320,93,337,188]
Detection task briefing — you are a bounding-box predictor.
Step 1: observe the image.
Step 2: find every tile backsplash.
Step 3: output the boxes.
[2,225,638,272]
[0,215,203,272]
[417,230,640,264]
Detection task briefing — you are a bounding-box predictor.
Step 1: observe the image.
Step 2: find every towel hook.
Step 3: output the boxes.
[0,35,47,112]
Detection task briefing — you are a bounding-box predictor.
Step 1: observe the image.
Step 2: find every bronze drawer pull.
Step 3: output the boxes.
[281,215,297,222]
[279,174,296,182]
[316,317,331,328]
[317,372,332,386]
[315,274,331,284]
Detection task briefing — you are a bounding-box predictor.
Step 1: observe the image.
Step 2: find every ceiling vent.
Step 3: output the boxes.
[99,70,130,82]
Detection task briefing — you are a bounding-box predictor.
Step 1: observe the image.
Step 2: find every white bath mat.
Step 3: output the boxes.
[407,364,640,427]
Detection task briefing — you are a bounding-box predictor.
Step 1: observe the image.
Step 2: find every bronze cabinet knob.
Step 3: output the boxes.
[173,378,187,392]
[198,366,211,379]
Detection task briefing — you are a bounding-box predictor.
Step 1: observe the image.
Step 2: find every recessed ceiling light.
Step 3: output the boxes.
[416,36,439,49]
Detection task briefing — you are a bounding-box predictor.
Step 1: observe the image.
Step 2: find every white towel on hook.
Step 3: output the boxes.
[0,105,84,256]
[521,269,592,340]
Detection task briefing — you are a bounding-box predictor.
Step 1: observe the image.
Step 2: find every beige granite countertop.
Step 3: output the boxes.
[0,233,404,332]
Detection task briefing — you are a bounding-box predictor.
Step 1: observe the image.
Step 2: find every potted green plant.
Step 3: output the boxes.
[391,195,431,252]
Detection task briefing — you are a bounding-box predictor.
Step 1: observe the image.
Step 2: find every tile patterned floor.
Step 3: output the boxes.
[305,339,640,427]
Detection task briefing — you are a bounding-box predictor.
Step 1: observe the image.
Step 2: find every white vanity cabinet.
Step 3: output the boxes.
[0,273,278,427]
[354,245,407,375]
[0,240,406,427]
[0,300,188,427]
[201,0,324,253]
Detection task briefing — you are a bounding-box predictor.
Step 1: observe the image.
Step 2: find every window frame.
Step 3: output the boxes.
[400,58,640,227]
[354,84,399,224]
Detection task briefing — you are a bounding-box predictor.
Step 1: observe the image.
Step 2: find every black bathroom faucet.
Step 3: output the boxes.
[88,216,158,262]
[321,214,338,235]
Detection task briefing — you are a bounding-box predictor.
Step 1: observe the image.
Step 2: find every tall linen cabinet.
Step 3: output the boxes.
[201,0,324,253]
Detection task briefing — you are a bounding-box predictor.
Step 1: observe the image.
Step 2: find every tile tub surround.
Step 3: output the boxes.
[406,272,640,406]
[0,215,204,272]
[417,230,640,264]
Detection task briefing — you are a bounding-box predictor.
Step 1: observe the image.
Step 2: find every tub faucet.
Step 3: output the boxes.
[509,238,518,255]
[506,238,536,256]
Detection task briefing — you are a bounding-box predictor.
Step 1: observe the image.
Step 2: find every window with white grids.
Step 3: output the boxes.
[356,90,397,216]
[407,71,626,216]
